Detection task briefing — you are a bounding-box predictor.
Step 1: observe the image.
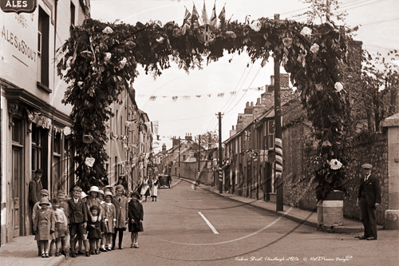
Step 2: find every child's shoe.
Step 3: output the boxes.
[95,249,100,255]
[45,252,49,258]
[70,252,76,258]
[65,251,70,258]
[90,250,95,255]
[42,252,46,258]
[55,252,60,257]
[86,252,90,257]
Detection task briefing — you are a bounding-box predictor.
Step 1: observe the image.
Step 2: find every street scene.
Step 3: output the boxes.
[1,0,399,266]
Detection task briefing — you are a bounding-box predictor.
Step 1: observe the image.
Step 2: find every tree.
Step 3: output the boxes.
[360,50,399,131]
[300,0,347,25]
[194,130,219,149]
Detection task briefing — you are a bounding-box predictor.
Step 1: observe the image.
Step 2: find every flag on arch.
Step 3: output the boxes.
[201,0,208,25]
[192,3,200,29]
[210,2,217,28]
[218,4,226,30]
[182,6,192,29]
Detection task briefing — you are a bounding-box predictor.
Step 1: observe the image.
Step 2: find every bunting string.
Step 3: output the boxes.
[138,85,267,101]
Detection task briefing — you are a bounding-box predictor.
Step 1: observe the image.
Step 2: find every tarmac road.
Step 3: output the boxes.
[58,180,399,266]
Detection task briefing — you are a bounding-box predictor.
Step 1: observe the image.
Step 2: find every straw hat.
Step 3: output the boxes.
[81,191,87,198]
[98,190,104,195]
[104,191,113,197]
[88,186,99,193]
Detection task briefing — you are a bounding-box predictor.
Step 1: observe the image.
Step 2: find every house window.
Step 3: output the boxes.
[267,120,274,149]
[115,156,118,180]
[70,1,75,27]
[183,155,186,161]
[38,7,49,88]
[115,110,119,134]
[64,137,74,194]
[32,126,43,172]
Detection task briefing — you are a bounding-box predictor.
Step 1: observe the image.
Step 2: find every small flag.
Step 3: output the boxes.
[217,93,224,97]
[182,7,192,34]
[208,94,212,97]
[201,0,208,25]
[218,4,226,30]
[172,96,178,101]
[196,95,202,98]
[230,91,236,95]
[210,2,217,28]
[149,96,157,101]
[192,3,200,29]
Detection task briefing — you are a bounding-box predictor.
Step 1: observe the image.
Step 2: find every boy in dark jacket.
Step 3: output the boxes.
[68,186,90,257]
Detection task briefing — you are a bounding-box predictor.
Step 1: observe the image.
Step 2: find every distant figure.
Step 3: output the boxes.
[150,177,158,202]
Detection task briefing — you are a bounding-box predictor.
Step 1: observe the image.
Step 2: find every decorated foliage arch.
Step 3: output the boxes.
[57,16,351,196]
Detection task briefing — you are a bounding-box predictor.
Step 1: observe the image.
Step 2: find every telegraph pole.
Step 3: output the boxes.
[216,112,223,193]
[274,14,283,212]
[178,136,180,178]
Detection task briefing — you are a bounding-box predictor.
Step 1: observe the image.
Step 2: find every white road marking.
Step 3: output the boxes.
[198,212,219,234]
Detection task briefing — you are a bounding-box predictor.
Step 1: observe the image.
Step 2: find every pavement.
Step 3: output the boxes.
[0,176,387,266]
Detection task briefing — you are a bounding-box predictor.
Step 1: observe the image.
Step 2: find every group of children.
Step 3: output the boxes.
[32,183,144,259]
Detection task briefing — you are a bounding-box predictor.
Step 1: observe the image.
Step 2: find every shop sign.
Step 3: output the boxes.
[1,0,37,13]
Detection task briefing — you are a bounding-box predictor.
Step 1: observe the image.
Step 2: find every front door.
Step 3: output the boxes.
[12,147,22,237]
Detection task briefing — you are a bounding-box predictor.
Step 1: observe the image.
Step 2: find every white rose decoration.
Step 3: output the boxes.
[119,57,127,68]
[300,26,312,37]
[334,82,344,92]
[85,157,96,168]
[156,36,164,43]
[104,52,112,62]
[250,20,262,32]
[102,26,114,34]
[329,159,343,170]
[310,43,319,54]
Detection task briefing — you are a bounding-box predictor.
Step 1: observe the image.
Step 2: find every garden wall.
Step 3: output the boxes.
[283,131,389,225]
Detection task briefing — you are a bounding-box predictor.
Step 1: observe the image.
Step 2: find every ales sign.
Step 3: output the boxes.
[1,0,36,13]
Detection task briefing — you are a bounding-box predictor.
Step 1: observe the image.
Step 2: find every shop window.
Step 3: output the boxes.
[52,132,62,193]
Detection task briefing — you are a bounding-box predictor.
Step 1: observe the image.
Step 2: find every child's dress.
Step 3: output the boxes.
[54,208,68,238]
[103,202,116,234]
[35,209,55,241]
[87,216,102,239]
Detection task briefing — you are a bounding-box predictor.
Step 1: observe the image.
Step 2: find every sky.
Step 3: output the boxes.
[90,0,399,151]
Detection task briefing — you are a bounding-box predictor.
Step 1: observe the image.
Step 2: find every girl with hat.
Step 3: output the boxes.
[87,205,102,254]
[34,197,55,258]
[102,191,116,251]
[128,192,144,248]
[112,185,128,249]
[86,186,102,222]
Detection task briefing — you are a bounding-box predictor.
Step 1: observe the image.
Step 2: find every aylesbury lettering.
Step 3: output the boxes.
[1,25,36,62]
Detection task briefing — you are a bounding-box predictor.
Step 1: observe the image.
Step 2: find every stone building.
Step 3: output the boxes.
[0,1,90,244]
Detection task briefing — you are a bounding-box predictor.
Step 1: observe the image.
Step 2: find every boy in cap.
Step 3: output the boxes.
[356,163,381,240]
[68,186,90,257]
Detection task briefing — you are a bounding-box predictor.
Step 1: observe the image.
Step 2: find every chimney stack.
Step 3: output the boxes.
[162,143,166,152]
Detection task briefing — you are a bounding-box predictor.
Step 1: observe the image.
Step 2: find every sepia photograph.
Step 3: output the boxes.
[0,0,398,265]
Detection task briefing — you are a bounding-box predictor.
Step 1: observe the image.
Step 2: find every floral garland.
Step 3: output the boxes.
[57,17,351,190]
